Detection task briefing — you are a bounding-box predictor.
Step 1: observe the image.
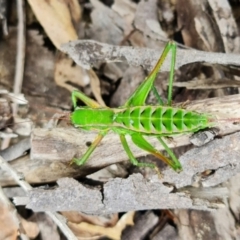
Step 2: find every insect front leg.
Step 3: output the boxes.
[71,129,109,166]
[71,90,101,109]
[119,134,156,168]
[131,133,182,172]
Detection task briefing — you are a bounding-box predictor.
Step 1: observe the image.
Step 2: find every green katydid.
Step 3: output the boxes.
[70,41,213,172]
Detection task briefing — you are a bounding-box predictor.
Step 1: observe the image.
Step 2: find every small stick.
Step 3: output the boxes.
[13,0,26,115]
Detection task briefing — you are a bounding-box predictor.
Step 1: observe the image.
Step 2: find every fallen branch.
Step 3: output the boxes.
[61,40,240,70]
[19,173,229,214]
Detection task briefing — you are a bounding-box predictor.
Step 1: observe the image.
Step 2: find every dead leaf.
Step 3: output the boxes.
[27,0,81,49]
[112,0,137,35]
[20,216,39,239]
[62,211,118,226]
[89,69,106,106]
[0,188,19,240]
[28,0,105,105]
[54,54,105,105]
[134,0,167,40]
[176,0,224,52]
[208,0,240,53]
[54,54,90,91]
[68,211,135,240]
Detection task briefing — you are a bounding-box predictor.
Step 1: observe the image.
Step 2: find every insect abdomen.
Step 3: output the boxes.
[113,106,210,134]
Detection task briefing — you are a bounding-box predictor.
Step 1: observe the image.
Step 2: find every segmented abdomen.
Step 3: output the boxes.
[113,106,210,134]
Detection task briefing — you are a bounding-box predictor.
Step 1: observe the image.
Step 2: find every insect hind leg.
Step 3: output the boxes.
[157,137,182,172]
[124,41,176,107]
[119,134,155,168]
[131,133,182,172]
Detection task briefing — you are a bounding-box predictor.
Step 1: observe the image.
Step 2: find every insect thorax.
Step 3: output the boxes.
[70,108,114,128]
[113,106,210,135]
